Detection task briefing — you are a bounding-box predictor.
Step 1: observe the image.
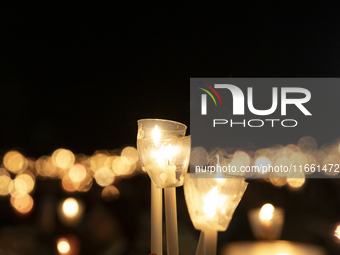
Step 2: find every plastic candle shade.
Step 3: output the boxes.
[184,174,248,232]
[248,203,284,240]
[137,119,190,189]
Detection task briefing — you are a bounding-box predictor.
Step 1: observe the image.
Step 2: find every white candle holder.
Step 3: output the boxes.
[137,119,190,255]
[184,173,248,232]
[248,204,284,240]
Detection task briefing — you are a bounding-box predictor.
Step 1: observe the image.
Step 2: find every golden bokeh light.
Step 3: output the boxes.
[62,198,79,217]
[101,185,120,201]
[52,149,75,169]
[0,175,11,196]
[121,146,139,164]
[90,153,110,173]
[69,164,87,183]
[3,151,27,173]
[94,167,115,187]
[62,174,77,193]
[335,225,340,240]
[270,176,287,187]
[57,238,71,254]
[287,171,306,189]
[10,193,34,214]
[112,156,135,176]
[16,173,35,194]
[75,174,93,192]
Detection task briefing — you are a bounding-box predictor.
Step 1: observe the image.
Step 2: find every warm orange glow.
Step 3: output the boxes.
[90,153,109,173]
[152,125,161,146]
[335,225,340,240]
[112,156,135,176]
[57,238,71,254]
[69,164,87,183]
[62,198,79,217]
[52,149,75,169]
[62,174,77,193]
[3,151,27,173]
[202,186,228,220]
[270,177,287,187]
[121,146,139,164]
[75,174,93,192]
[101,185,120,201]
[0,175,11,196]
[10,194,34,214]
[16,173,35,193]
[94,167,115,187]
[260,203,275,222]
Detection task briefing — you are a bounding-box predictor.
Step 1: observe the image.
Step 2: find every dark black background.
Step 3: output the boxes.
[1,1,340,255]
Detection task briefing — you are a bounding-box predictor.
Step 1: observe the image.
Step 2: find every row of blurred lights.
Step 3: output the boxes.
[0,146,141,214]
[191,136,340,189]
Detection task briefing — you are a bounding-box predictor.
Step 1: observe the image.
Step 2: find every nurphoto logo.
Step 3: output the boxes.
[198,82,312,128]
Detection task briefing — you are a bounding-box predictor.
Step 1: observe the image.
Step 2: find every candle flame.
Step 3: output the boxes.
[151,144,179,168]
[203,186,227,220]
[260,203,275,222]
[335,225,340,240]
[152,125,161,147]
[62,198,79,217]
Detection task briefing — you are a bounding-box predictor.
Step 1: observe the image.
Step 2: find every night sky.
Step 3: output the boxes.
[1,1,340,255]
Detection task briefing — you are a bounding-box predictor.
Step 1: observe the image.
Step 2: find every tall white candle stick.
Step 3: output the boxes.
[203,229,217,255]
[165,187,178,255]
[137,119,190,255]
[151,182,163,255]
[195,231,204,255]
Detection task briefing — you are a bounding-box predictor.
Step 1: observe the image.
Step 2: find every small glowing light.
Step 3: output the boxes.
[16,173,35,194]
[270,177,287,187]
[62,198,79,217]
[260,203,275,222]
[69,164,87,183]
[287,177,305,188]
[101,185,120,201]
[94,167,115,187]
[152,125,161,146]
[335,225,340,240]
[112,156,135,176]
[90,153,109,173]
[0,175,11,196]
[62,174,76,193]
[121,146,139,164]
[57,238,70,254]
[52,149,75,169]
[231,151,250,173]
[75,174,93,192]
[10,194,34,214]
[3,151,27,173]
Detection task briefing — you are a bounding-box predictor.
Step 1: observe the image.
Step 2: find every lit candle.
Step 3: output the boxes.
[57,198,84,227]
[184,170,248,255]
[149,128,179,255]
[259,203,274,239]
[137,120,189,255]
[248,203,284,241]
[151,181,162,255]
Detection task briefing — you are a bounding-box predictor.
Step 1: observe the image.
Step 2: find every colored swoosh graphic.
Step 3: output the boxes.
[198,87,217,106]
